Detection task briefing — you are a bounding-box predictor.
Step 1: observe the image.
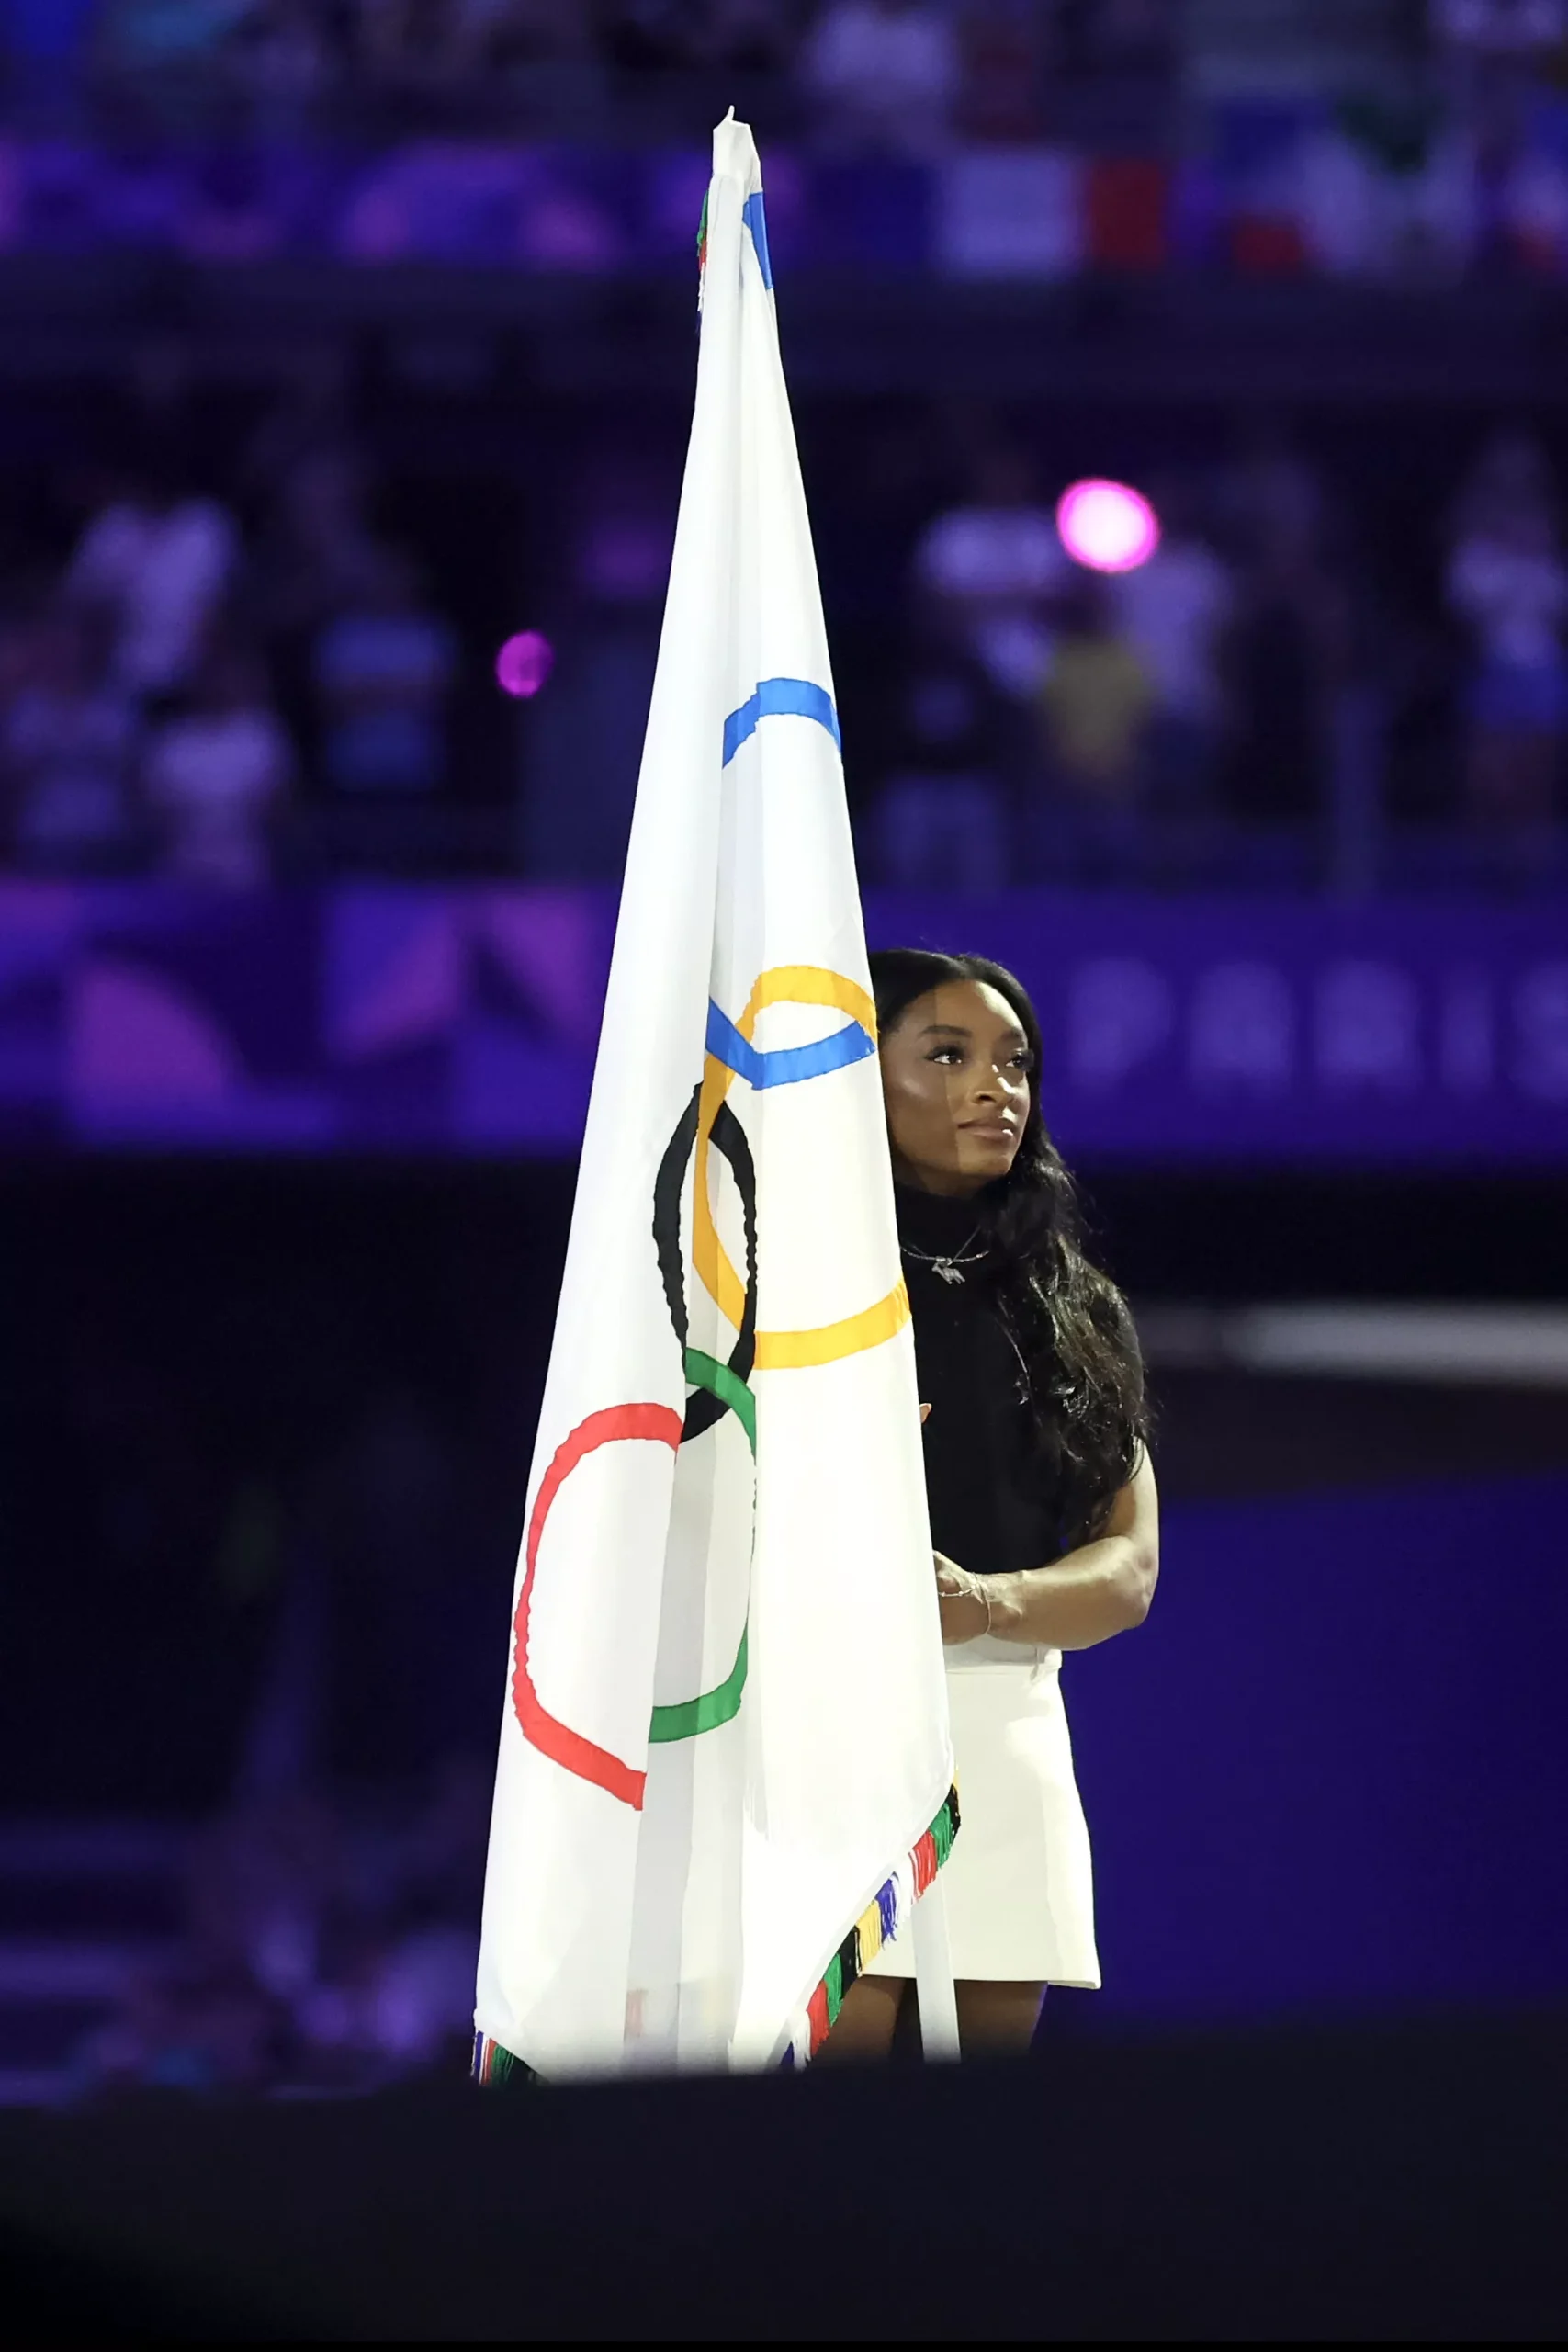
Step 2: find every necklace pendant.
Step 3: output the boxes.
[934,1259,965,1286]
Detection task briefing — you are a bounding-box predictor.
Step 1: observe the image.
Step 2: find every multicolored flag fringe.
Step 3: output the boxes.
[474,112,955,2077]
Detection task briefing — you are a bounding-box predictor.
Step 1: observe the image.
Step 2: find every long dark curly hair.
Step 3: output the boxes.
[869,946,1146,1548]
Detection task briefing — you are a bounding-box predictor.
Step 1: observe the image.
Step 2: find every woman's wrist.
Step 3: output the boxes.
[980,1573,1027,1640]
[964,1577,993,1640]
[935,1551,994,1644]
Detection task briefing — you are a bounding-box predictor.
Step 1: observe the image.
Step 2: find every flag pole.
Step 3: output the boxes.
[911,1876,961,2058]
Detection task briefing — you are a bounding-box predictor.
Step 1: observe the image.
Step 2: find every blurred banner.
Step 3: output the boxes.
[1,883,1563,1162]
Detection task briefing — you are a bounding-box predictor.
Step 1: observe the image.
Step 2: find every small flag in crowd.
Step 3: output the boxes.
[474,113,956,2076]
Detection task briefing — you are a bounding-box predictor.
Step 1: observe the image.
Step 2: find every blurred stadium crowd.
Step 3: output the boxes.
[4,5,1568,276]
[4,2,1567,163]
[2,380,1566,894]
[0,5,1566,896]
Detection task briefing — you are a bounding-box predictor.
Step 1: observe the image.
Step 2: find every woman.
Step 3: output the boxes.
[824,947,1157,2060]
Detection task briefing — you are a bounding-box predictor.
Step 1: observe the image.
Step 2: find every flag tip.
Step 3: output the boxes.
[711,107,756,179]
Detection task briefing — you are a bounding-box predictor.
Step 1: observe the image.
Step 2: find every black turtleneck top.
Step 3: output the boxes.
[897,1183,1065,1578]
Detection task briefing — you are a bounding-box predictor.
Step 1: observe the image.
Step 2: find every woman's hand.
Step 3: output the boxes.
[935,1551,990,1645]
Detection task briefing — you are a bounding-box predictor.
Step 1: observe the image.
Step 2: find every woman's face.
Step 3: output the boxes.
[878,978,1033,1195]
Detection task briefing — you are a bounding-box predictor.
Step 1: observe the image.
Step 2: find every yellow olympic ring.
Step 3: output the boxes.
[694,965,909,1369]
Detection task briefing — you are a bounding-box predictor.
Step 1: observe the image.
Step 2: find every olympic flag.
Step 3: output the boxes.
[474,115,955,2077]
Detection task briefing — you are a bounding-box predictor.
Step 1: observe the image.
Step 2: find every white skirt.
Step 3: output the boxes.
[866,1638,1100,1986]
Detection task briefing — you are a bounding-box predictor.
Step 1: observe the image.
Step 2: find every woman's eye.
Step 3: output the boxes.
[929,1046,963,1066]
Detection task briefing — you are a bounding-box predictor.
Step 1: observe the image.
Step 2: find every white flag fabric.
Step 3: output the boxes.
[474,113,955,2078]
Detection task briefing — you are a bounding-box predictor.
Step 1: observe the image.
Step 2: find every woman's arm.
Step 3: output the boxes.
[937,1453,1159,1650]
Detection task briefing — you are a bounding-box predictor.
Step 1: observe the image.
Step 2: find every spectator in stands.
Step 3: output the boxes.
[871,635,1010,888]
[249,442,383,770]
[1219,419,1326,571]
[1083,0,1179,74]
[91,0,247,90]
[253,444,383,649]
[226,0,342,130]
[313,548,457,798]
[1430,3,1564,269]
[143,639,293,888]
[80,1957,298,2102]
[74,1760,487,2102]
[1213,425,1343,878]
[1032,571,1152,883]
[353,0,591,107]
[1111,474,1234,865]
[703,0,799,73]
[912,442,1072,706]
[953,0,1049,143]
[64,461,239,710]
[75,1792,334,2101]
[522,470,670,878]
[1447,429,1568,874]
[2,609,141,875]
[491,0,600,67]
[602,0,795,77]
[1433,0,1568,93]
[599,0,703,71]
[1220,534,1344,882]
[800,0,959,155]
[354,0,476,99]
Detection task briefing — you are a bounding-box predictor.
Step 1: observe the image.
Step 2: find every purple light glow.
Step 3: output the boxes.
[495,630,555,698]
[1055,479,1160,574]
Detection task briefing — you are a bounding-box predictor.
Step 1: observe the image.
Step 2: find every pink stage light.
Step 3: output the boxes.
[1055,479,1160,574]
[495,630,555,698]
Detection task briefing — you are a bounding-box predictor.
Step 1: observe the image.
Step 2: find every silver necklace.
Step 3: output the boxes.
[900,1228,987,1286]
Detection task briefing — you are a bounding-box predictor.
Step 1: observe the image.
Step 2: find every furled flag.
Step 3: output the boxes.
[474,113,956,2078]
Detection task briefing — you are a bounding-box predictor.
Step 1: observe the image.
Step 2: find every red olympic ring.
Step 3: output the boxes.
[512,1402,683,1810]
